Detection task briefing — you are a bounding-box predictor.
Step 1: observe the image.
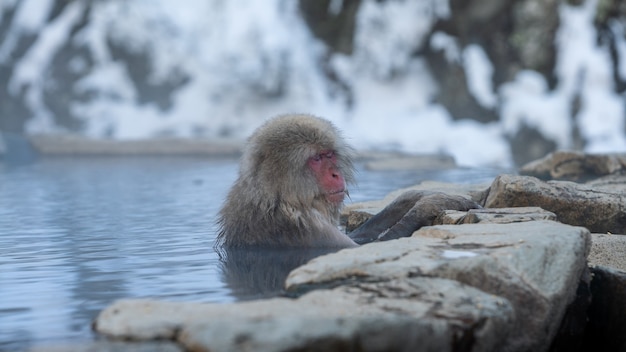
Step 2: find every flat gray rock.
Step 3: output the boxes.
[287,221,590,351]
[589,233,626,272]
[585,173,626,192]
[96,278,513,352]
[484,174,626,234]
[437,206,556,225]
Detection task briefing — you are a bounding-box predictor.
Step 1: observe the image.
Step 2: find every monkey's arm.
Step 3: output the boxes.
[348,190,427,244]
[348,191,481,245]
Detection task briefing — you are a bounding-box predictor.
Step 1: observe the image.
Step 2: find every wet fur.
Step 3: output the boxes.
[216,114,357,248]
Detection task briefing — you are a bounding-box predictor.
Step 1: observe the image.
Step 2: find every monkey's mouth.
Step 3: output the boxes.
[326,189,347,203]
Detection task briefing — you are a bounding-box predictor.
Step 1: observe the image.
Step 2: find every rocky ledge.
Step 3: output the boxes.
[91,151,626,352]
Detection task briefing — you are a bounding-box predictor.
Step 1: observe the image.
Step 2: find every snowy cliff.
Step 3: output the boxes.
[1,0,625,166]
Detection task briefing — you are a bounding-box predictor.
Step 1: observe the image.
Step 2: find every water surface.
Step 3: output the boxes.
[0,157,504,349]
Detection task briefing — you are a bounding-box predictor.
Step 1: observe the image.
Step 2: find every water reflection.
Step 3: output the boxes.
[0,157,234,350]
[0,157,506,350]
[217,247,340,301]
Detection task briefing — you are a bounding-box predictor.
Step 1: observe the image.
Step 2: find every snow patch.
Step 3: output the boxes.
[1,0,625,167]
[463,45,497,109]
[442,250,477,259]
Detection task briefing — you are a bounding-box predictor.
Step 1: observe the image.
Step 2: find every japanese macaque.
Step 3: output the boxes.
[217,114,358,248]
[216,114,480,249]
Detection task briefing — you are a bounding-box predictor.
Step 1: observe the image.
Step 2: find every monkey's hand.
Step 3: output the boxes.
[348,191,481,245]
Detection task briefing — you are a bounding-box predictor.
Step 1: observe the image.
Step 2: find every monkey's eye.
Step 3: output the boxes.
[322,151,335,159]
[311,151,335,162]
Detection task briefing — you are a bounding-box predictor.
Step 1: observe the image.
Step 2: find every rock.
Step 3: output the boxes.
[582,266,626,351]
[483,174,626,234]
[549,267,592,352]
[588,233,626,272]
[287,221,590,352]
[96,278,515,352]
[519,151,626,181]
[510,0,560,77]
[343,209,375,233]
[437,206,556,225]
[298,0,360,55]
[585,173,626,193]
[508,123,558,167]
[424,0,560,131]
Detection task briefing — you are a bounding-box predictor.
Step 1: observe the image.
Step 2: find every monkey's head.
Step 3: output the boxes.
[241,114,355,208]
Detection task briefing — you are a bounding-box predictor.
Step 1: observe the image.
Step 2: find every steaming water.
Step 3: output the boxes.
[0,157,504,349]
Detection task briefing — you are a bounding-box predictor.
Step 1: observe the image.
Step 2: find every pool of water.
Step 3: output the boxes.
[0,157,505,350]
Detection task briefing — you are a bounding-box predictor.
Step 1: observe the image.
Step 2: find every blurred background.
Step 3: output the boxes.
[1,0,626,167]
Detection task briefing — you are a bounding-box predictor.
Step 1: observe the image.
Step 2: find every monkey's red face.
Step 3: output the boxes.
[307,150,346,204]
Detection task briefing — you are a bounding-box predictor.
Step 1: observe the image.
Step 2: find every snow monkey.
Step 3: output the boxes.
[216,114,480,248]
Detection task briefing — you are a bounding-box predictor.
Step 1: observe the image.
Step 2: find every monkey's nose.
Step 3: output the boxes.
[330,167,343,180]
